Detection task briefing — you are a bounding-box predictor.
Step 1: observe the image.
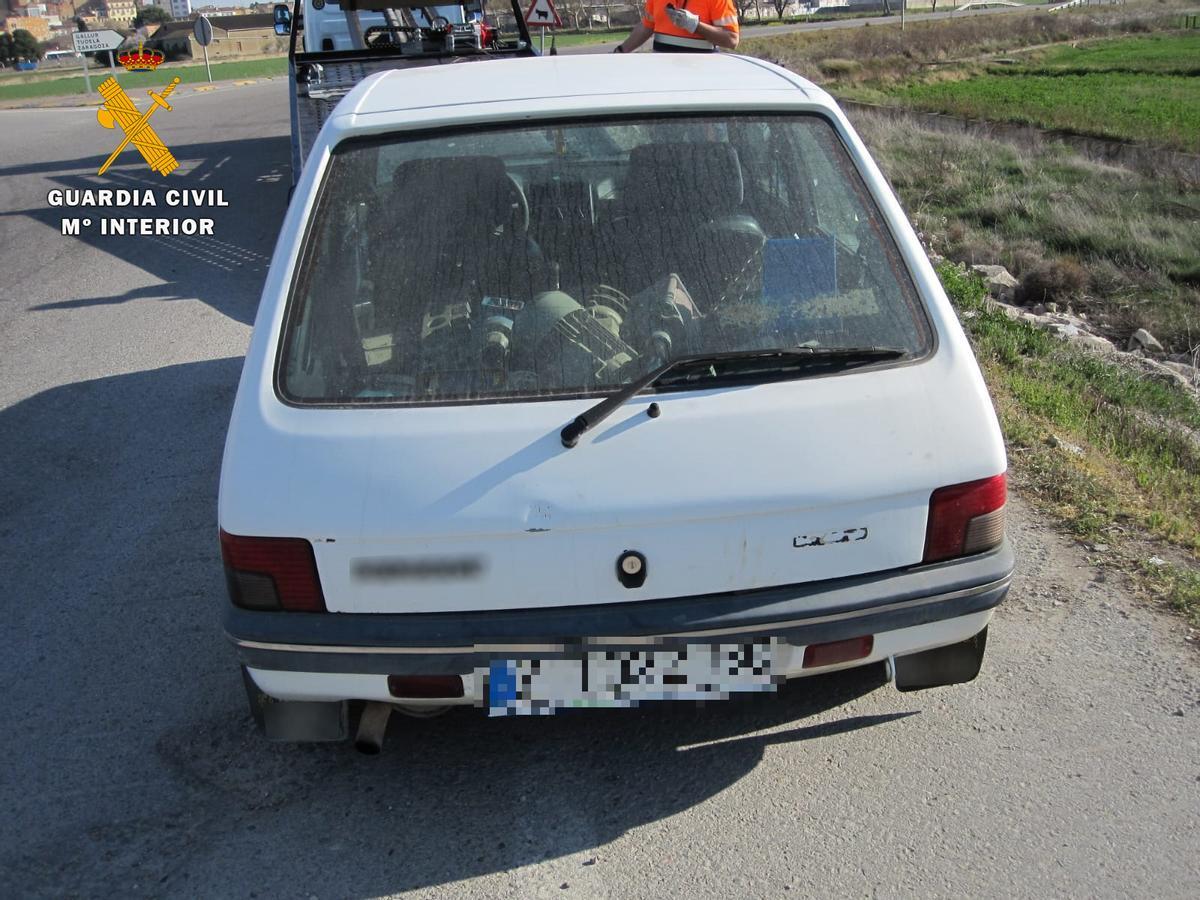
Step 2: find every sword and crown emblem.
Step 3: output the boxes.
[96,76,181,176]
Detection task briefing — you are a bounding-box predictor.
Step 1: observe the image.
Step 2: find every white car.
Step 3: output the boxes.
[219,54,1013,750]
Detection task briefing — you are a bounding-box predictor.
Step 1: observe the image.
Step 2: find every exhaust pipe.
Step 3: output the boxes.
[354,702,392,755]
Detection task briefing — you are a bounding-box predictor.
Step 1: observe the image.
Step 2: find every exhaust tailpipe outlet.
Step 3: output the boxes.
[355,702,392,755]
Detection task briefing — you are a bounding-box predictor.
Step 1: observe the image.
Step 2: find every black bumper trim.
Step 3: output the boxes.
[227,541,1013,675]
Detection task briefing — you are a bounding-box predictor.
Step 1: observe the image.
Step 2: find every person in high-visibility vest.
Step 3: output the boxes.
[613,0,740,54]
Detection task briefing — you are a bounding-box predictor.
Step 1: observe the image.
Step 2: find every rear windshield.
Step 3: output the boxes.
[278,114,931,406]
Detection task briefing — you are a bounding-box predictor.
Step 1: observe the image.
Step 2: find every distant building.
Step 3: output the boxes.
[44,1,82,24]
[143,0,188,16]
[150,12,284,59]
[99,0,136,23]
[3,13,52,37]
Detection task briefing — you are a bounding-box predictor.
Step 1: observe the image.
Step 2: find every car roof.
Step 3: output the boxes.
[339,54,828,122]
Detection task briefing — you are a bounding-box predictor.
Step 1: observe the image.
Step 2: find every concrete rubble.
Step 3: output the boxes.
[947,261,1200,399]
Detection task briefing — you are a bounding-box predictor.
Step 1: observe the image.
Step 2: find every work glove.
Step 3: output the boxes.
[665,5,700,33]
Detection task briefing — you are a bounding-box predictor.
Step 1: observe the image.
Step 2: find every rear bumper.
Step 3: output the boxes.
[227,540,1013,687]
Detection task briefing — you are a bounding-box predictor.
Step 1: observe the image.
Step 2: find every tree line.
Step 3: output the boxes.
[0,30,41,65]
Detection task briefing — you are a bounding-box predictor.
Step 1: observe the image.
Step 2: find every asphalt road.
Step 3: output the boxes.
[1,80,1198,899]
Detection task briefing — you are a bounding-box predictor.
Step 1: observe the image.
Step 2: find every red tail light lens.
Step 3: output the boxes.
[923,473,1007,564]
[803,635,874,669]
[219,530,326,612]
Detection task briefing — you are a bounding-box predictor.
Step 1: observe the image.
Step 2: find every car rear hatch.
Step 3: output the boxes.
[222,102,1006,615]
[221,347,1003,614]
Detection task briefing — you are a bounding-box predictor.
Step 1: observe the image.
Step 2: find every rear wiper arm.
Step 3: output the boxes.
[560,346,906,448]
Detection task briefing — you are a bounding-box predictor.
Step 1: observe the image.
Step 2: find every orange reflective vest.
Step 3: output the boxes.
[641,0,739,52]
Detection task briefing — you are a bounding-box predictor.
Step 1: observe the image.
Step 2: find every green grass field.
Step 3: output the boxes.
[1023,32,1200,76]
[893,70,1200,151]
[873,30,1200,151]
[0,57,287,102]
[744,4,1200,150]
[542,30,624,49]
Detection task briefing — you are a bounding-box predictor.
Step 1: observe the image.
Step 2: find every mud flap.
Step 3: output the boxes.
[893,627,988,693]
[241,667,349,742]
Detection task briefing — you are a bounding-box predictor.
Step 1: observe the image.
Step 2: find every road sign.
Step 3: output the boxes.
[195,16,214,84]
[524,0,562,28]
[72,30,124,54]
[194,15,214,47]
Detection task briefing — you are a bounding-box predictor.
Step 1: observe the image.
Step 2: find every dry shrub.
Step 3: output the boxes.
[945,228,999,266]
[1170,264,1200,288]
[1004,243,1045,279]
[1017,258,1090,306]
[817,58,861,77]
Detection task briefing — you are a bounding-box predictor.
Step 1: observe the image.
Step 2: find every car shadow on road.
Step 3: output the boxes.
[154,669,916,897]
[0,135,290,326]
[0,357,919,898]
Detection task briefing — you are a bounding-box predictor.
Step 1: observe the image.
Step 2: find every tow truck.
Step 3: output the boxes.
[272,0,537,183]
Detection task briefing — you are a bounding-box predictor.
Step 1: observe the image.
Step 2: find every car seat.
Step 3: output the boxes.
[605,142,767,309]
[376,155,547,317]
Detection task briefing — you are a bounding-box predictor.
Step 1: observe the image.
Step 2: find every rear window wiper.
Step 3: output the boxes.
[560,346,907,448]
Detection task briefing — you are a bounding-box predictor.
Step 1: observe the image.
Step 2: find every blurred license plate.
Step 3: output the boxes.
[485,641,777,716]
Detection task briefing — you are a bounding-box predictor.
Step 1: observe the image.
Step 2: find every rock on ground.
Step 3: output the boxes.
[971,264,1019,304]
[1129,328,1165,354]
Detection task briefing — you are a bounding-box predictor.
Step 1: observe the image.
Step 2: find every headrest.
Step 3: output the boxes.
[390,155,516,228]
[627,142,744,219]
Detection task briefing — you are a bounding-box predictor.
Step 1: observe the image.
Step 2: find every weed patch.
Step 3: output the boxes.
[1141,560,1200,627]
[853,111,1200,352]
[938,262,1200,622]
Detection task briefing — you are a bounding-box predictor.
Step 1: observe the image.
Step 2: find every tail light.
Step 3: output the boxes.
[220,530,326,612]
[923,473,1007,564]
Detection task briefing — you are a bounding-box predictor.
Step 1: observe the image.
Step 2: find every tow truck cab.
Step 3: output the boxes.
[275,1,472,54]
[273,0,536,181]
